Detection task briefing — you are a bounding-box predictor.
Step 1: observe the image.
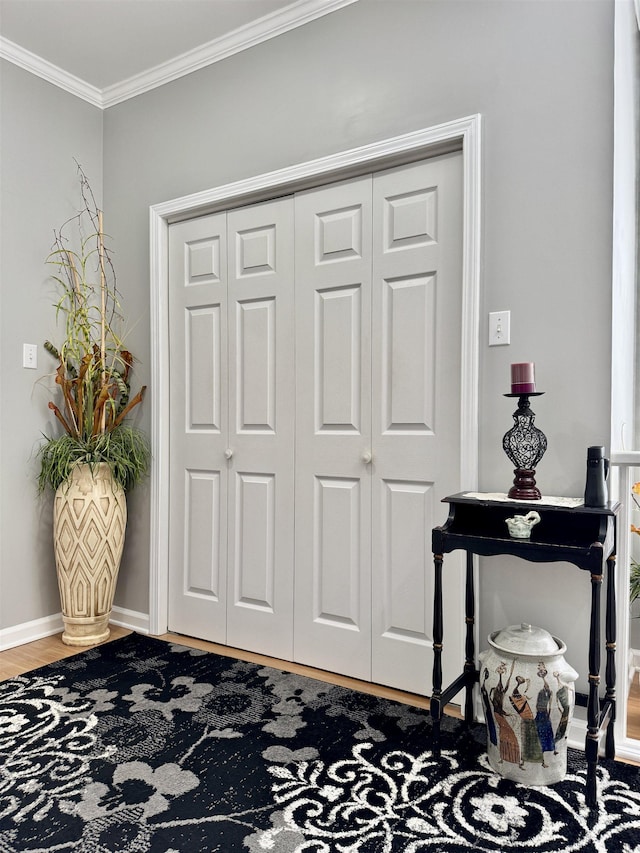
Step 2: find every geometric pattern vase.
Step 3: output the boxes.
[53,462,127,646]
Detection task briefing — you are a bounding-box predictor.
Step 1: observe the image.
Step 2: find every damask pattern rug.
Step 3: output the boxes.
[1,633,639,852]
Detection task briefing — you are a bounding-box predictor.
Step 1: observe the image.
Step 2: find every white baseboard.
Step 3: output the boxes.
[0,613,64,651]
[110,606,150,635]
[567,716,587,752]
[616,737,640,765]
[0,607,149,652]
[566,712,640,765]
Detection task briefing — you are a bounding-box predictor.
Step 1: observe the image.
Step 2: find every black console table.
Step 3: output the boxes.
[430,492,619,807]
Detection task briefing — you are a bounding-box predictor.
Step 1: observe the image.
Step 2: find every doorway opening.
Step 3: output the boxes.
[148,115,482,663]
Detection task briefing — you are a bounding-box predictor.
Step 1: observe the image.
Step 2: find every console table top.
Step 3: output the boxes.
[444,491,620,516]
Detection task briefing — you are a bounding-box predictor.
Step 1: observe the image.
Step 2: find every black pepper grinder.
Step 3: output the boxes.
[584,445,609,507]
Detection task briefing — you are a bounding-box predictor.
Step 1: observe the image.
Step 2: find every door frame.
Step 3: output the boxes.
[148,114,482,636]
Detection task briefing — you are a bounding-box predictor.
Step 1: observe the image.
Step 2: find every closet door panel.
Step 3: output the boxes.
[168,213,229,642]
[379,478,433,637]
[371,154,465,694]
[167,156,466,696]
[381,273,436,431]
[233,471,276,608]
[226,197,295,660]
[235,297,276,430]
[294,176,373,680]
[316,285,363,432]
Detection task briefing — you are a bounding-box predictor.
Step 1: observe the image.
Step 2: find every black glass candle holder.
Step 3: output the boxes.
[502,392,547,500]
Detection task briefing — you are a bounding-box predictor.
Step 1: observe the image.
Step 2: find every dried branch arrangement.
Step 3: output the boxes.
[38,165,150,492]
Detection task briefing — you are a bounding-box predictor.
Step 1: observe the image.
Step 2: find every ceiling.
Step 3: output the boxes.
[0,0,356,106]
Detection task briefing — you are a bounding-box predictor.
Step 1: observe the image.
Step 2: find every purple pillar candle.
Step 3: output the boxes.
[511,362,536,394]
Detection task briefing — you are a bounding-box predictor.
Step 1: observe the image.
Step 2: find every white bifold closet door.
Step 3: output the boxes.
[168,198,295,661]
[167,152,464,696]
[294,154,463,694]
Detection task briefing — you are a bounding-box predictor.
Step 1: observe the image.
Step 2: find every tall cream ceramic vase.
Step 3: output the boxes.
[53,462,127,646]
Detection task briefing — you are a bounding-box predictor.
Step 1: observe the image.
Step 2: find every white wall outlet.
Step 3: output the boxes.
[23,343,38,369]
[488,311,510,346]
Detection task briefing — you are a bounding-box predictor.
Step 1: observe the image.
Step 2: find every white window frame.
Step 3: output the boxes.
[610,0,640,761]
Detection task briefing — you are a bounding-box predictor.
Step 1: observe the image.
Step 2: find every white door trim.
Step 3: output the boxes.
[148,114,482,636]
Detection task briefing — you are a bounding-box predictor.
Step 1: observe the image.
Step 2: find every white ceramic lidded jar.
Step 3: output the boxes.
[478,623,579,785]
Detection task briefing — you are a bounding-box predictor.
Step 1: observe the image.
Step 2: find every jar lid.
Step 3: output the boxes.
[488,623,566,657]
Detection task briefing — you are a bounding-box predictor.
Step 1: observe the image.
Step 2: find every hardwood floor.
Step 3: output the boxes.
[0,626,133,681]
[2,627,640,743]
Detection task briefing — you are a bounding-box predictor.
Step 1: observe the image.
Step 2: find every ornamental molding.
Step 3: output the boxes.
[0,0,357,109]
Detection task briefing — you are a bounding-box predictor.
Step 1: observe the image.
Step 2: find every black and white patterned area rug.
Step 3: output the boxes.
[1,633,639,852]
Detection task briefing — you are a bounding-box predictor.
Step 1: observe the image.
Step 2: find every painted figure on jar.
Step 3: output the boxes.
[490,660,521,766]
[554,670,572,743]
[535,663,559,762]
[480,668,497,747]
[509,675,543,768]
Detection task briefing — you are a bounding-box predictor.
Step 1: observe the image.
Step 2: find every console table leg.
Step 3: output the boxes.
[586,569,603,807]
[431,553,444,757]
[464,550,475,724]
[605,554,617,759]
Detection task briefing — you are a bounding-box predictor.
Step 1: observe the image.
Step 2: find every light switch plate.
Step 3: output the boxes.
[23,343,38,369]
[488,311,510,346]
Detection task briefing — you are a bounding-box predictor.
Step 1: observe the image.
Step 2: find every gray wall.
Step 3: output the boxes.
[2,0,615,691]
[102,0,615,685]
[0,60,103,628]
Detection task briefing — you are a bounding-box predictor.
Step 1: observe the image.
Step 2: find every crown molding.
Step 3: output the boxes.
[0,36,103,107]
[0,0,358,110]
[103,0,357,107]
